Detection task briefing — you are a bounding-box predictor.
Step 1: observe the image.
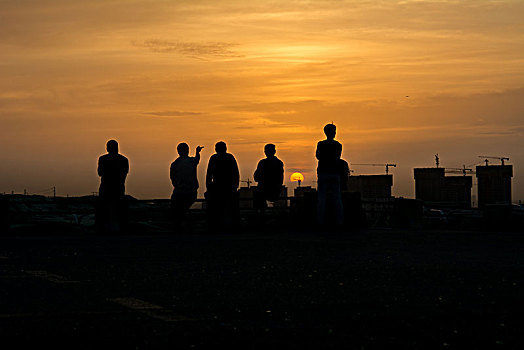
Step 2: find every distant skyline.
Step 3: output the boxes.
[1,0,523,200]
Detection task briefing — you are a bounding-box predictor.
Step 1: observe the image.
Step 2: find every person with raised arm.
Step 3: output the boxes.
[170,143,204,231]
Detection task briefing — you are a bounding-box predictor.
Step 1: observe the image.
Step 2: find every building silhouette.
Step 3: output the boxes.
[414,168,472,208]
[238,186,288,208]
[347,175,393,199]
[476,165,513,208]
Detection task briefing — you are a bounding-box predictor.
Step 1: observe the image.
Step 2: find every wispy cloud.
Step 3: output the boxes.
[230,138,285,146]
[143,110,202,117]
[478,126,524,136]
[135,39,242,59]
[225,100,323,113]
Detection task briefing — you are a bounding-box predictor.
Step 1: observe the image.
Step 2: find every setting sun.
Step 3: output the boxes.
[290,172,304,183]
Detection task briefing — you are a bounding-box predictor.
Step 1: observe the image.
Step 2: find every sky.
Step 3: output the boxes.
[1,0,523,200]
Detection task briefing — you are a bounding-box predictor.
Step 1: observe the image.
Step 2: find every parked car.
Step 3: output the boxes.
[447,208,483,229]
[423,208,448,227]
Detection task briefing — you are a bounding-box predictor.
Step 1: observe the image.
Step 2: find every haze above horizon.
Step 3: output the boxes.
[1,0,523,200]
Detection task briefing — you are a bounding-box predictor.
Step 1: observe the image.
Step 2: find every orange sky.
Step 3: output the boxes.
[1,0,523,200]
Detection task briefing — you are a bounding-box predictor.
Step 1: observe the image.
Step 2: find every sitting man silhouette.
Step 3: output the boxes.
[253,144,284,215]
[338,158,350,192]
[170,143,203,231]
[205,141,240,227]
[96,139,129,232]
[315,124,344,227]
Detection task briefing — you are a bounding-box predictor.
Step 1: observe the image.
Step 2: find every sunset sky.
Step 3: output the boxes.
[1,0,523,200]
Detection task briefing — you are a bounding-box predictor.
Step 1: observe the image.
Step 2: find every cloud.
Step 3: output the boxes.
[143,110,202,117]
[225,100,322,113]
[478,126,524,136]
[233,119,299,129]
[230,139,285,146]
[135,39,242,59]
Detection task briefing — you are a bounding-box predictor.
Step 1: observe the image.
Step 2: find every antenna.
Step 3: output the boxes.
[478,156,510,166]
[435,154,439,168]
[241,178,252,188]
[351,163,397,175]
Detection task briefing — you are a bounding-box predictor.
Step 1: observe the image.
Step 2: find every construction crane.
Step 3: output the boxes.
[351,163,397,175]
[445,165,473,176]
[478,156,510,166]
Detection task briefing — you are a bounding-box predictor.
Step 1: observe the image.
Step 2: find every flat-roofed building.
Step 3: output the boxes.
[347,175,393,199]
[414,168,472,208]
[476,165,513,208]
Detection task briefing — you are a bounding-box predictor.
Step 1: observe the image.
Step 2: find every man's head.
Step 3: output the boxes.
[177,142,190,157]
[106,140,119,154]
[264,143,276,157]
[323,123,336,139]
[215,141,227,154]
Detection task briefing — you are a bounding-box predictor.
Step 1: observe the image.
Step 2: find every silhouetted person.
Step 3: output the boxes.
[205,141,240,227]
[316,124,344,226]
[170,143,203,231]
[253,144,284,215]
[339,159,349,192]
[96,140,129,232]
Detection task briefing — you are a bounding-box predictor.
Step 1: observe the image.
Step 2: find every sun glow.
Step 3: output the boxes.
[290,172,304,183]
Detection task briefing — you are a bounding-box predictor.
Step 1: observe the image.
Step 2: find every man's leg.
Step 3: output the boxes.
[317,174,328,225]
[171,194,183,231]
[205,190,218,228]
[172,192,197,231]
[328,175,344,226]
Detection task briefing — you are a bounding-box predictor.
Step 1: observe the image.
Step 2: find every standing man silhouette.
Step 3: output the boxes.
[170,143,203,230]
[97,139,129,232]
[338,158,350,192]
[316,124,344,226]
[205,141,240,227]
[253,144,284,215]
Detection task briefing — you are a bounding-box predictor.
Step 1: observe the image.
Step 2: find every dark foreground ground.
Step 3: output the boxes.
[1,228,524,349]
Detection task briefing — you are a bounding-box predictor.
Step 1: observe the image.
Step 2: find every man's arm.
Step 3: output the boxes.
[122,158,129,182]
[253,160,262,183]
[170,162,176,187]
[232,157,240,190]
[97,157,103,177]
[315,141,321,160]
[336,142,342,158]
[278,160,284,185]
[195,145,204,164]
[206,156,214,189]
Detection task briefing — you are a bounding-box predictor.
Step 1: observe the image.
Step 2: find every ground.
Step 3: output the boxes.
[1,229,524,349]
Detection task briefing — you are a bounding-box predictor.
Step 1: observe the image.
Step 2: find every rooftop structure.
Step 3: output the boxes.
[347,175,393,199]
[476,165,513,208]
[414,168,472,208]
